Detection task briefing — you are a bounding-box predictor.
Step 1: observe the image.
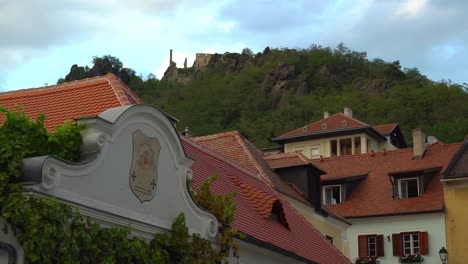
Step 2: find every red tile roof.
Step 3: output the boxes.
[0,73,142,131]
[183,138,351,264]
[192,131,349,225]
[264,152,325,173]
[276,113,369,139]
[313,142,462,218]
[264,152,310,169]
[372,123,398,135]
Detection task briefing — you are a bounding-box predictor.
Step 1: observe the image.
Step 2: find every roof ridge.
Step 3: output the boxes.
[104,73,142,106]
[192,130,241,142]
[0,74,115,97]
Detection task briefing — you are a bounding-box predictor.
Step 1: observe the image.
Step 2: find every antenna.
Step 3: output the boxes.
[427,136,438,144]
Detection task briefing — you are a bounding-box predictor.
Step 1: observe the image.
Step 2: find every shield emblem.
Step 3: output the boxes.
[129,130,161,203]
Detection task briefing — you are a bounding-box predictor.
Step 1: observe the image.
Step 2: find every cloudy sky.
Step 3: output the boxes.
[1,0,467,91]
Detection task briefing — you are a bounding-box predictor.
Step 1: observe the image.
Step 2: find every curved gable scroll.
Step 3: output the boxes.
[21,105,218,240]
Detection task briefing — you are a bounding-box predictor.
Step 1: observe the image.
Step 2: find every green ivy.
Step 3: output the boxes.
[0,107,238,263]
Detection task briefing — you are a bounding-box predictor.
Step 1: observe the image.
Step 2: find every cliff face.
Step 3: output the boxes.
[161,49,313,106]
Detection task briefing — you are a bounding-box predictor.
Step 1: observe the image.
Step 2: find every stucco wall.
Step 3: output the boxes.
[284,196,349,258]
[347,213,446,264]
[284,133,377,158]
[228,240,305,264]
[444,182,468,264]
[0,218,25,264]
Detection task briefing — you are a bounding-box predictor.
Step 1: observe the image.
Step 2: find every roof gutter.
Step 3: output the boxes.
[273,126,386,144]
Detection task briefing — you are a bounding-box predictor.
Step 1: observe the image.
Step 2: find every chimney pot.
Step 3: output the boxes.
[324,111,330,118]
[412,128,426,159]
[344,107,353,118]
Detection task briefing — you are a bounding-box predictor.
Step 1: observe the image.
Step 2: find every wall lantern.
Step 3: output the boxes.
[439,247,448,264]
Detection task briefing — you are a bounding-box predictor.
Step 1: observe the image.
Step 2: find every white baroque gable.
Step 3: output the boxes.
[21,105,218,240]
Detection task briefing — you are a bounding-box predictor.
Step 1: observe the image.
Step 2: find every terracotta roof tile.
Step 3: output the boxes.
[372,123,398,135]
[0,73,142,131]
[313,142,462,218]
[276,113,369,139]
[183,138,350,264]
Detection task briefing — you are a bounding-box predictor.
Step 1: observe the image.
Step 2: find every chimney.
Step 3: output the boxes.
[182,127,194,138]
[184,57,187,69]
[343,107,353,118]
[412,128,426,159]
[324,111,330,118]
[169,49,173,65]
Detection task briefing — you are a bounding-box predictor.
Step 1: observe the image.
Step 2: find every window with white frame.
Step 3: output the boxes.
[310,147,320,158]
[322,185,341,204]
[403,233,420,255]
[368,236,377,257]
[398,178,419,198]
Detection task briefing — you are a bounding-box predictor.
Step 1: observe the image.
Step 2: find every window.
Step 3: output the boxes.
[322,185,341,204]
[354,137,361,154]
[358,234,384,258]
[310,147,320,158]
[368,236,377,256]
[340,138,352,156]
[403,233,419,255]
[392,232,428,256]
[325,235,334,244]
[398,178,419,198]
[331,140,338,156]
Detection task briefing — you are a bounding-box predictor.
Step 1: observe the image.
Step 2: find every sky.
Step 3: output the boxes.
[1,0,467,91]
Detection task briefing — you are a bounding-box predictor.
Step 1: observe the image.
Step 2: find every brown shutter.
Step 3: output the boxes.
[419,231,429,255]
[358,235,369,258]
[392,233,402,256]
[377,234,385,257]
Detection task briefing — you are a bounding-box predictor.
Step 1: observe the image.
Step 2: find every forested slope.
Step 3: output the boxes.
[60,45,468,147]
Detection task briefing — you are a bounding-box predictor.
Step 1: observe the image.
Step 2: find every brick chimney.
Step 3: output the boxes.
[324,111,330,118]
[344,107,353,117]
[412,128,426,159]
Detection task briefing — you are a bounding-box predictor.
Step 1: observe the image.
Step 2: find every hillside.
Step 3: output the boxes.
[60,45,468,147]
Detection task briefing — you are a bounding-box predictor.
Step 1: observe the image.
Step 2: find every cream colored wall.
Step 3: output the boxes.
[284,133,378,158]
[284,196,350,258]
[443,179,468,264]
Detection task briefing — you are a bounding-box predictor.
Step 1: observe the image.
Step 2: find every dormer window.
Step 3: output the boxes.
[341,120,347,127]
[398,177,419,198]
[322,185,342,204]
[269,200,289,228]
[302,126,308,132]
[322,123,327,129]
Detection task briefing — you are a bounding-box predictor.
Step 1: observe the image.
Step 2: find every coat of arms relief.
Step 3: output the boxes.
[129,130,161,203]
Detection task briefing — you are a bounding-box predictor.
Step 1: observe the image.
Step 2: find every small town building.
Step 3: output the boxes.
[271,107,406,159]
[441,138,468,264]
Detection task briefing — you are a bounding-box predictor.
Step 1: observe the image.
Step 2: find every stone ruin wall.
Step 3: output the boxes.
[193,53,214,69]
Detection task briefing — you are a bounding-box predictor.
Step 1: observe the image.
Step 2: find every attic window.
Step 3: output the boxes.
[322,185,342,204]
[398,178,419,198]
[269,200,289,229]
[322,123,327,129]
[342,120,347,127]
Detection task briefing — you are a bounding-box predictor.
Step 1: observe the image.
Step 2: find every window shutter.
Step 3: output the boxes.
[419,231,429,255]
[376,234,385,257]
[358,235,368,258]
[392,233,402,256]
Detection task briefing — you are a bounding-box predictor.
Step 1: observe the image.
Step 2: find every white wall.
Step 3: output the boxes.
[347,213,446,264]
[227,240,305,264]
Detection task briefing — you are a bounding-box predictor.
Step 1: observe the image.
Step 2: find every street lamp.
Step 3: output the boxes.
[439,247,448,264]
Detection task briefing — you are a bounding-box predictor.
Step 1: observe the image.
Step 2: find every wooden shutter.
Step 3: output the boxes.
[392,233,402,256]
[419,231,429,255]
[376,234,385,257]
[358,235,369,258]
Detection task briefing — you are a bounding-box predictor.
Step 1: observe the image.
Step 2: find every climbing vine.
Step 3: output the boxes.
[0,107,238,263]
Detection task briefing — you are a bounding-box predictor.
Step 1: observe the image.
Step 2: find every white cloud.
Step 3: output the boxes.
[396,0,428,17]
